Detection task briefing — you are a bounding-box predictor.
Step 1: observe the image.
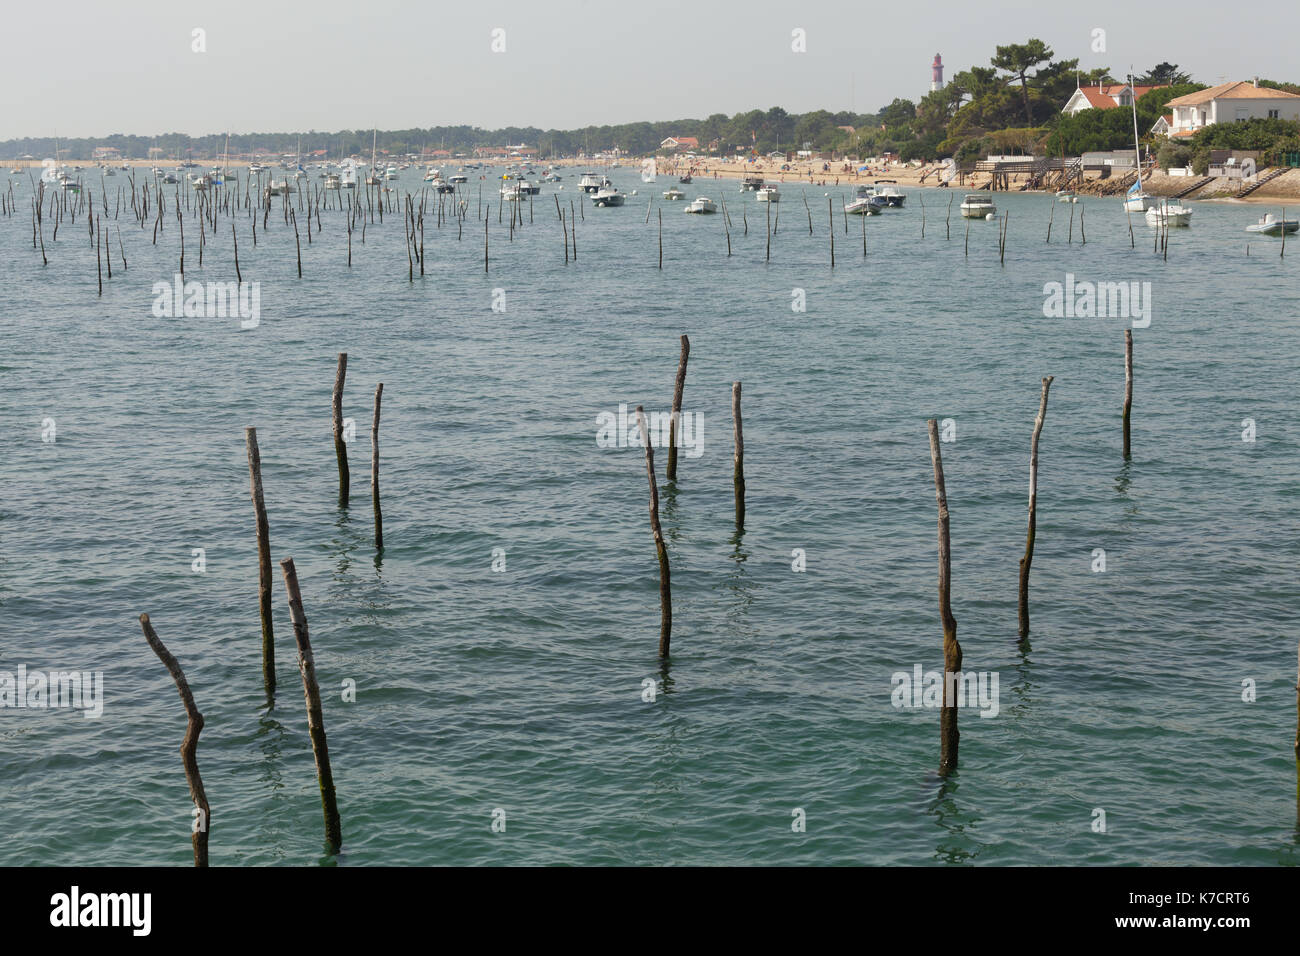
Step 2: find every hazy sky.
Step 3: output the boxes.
[3,0,1295,139]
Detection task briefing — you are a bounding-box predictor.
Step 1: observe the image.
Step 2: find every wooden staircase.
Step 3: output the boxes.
[1237,167,1286,198]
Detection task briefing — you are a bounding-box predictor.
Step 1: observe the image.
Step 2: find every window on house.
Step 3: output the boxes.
[1269,109,1280,119]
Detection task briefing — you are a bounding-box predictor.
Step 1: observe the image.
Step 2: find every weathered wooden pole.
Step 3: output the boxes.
[634,406,672,658]
[828,197,835,268]
[484,212,489,272]
[371,383,383,549]
[658,208,663,269]
[1018,376,1054,643]
[332,353,350,507]
[1123,330,1133,460]
[927,418,962,777]
[766,198,771,262]
[244,427,276,695]
[732,382,745,529]
[666,334,690,482]
[279,558,343,852]
[139,613,210,866]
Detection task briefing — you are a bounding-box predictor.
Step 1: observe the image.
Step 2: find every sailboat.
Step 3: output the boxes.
[1123,72,1157,213]
[365,129,381,186]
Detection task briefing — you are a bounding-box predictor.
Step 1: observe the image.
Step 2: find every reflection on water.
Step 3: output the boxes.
[926,773,984,864]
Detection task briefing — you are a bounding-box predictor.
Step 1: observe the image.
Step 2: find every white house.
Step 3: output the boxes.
[1062,81,1165,116]
[1165,79,1300,138]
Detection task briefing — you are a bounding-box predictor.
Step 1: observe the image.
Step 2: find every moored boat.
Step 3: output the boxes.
[685,196,717,214]
[959,193,996,218]
[662,187,686,200]
[1245,212,1300,236]
[756,185,780,202]
[591,185,625,207]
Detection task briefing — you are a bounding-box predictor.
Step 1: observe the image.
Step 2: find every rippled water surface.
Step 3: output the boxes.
[2,169,1299,865]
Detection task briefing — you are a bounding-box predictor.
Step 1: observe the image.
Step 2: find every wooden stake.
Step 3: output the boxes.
[371,383,383,549]
[1018,376,1054,643]
[244,427,276,695]
[732,382,745,530]
[333,353,350,507]
[279,558,343,852]
[1123,330,1133,460]
[927,418,962,777]
[828,197,835,268]
[658,208,663,269]
[139,613,210,866]
[666,334,690,482]
[634,406,672,658]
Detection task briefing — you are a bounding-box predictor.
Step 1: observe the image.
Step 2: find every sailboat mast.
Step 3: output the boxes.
[1129,72,1143,192]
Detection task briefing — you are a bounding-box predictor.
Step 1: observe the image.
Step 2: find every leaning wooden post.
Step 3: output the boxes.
[634,406,672,658]
[332,352,350,507]
[371,383,383,549]
[1123,330,1133,460]
[927,419,962,777]
[279,558,343,852]
[244,427,275,695]
[139,613,210,867]
[658,208,663,269]
[1018,376,1054,643]
[665,334,690,482]
[732,382,745,529]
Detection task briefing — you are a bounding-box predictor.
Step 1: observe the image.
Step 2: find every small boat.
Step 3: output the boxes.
[324,172,341,190]
[844,197,881,216]
[740,176,764,191]
[756,185,780,203]
[161,172,178,185]
[434,180,456,194]
[1056,189,1077,203]
[190,173,211,191]
[9,166,22,174]
[500,183,523,200]
[423,167,440,182]
[267,179,294,196]
[517,179,540,195]
[662,187,686,200]
[1245,212,1300,236]
[449,173,468,184]
[384,165,399,180]
[959,193,996,218]
[591,185,625,207]
[874,185,906,207]
[1145,200,1192,227]
[685,196,717,214]
[579,171,604,192]
[678,175,692,184]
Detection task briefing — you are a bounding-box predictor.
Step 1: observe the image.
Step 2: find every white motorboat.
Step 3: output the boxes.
[844,197,882,215]
[579,171,604,192]
[1245,212,1299,236]
[500,182,523,200]
[873,184,906,207]
[740,176,764,191]
[1056,189,1077,203]
[662,188,686,200]
[959,193,996,218]
[685,196,717,214]
[384,165,399,180]
[449,173,468,184]
[324,171,341,190]
[1145,200,1192,227]
[591,185,625,207]
[756,185,780,203]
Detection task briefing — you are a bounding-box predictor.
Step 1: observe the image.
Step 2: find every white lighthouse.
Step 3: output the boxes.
[931,53,944,93]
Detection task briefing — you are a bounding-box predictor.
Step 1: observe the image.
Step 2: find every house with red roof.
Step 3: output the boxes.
[660,136,699,151]
[1062,81,1166,116]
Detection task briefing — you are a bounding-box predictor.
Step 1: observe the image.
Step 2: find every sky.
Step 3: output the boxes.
[2,0,1296,140]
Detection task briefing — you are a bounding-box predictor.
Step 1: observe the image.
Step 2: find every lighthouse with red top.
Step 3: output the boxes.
[931,53,944,92]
